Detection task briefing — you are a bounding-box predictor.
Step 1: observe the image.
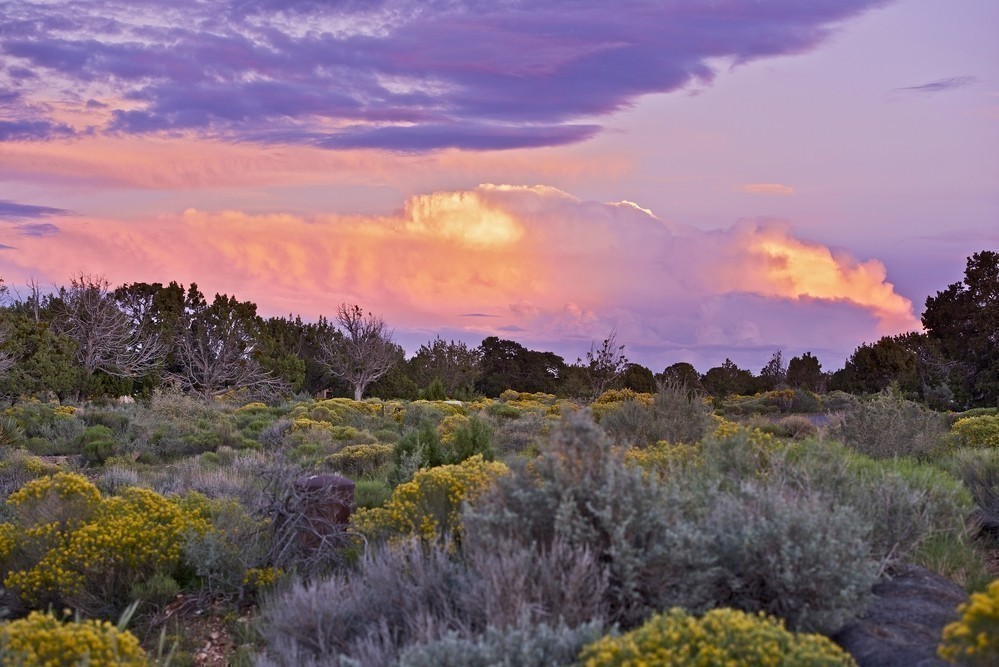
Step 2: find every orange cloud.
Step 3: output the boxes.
[740,183,795,196]
[0,185,918,363]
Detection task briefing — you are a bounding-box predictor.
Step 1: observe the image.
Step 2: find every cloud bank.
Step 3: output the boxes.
[1,0,889,151]
[0,184,918,369]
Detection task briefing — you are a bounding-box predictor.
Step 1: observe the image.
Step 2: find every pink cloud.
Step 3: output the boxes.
[0,184,918,368]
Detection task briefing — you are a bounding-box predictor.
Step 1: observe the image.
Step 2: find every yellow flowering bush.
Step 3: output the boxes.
[2,473,210,612]
[352,455,508,543]
[437,414,471,444]
[326,443,394,476]
[712,415,778,449]
[577,608,857,667]
[0,610,146,666]
[952,416,999,448]
[243,566,285,592]
[939,578,999,666]
[625,440,702,476]
[235,401,269,414]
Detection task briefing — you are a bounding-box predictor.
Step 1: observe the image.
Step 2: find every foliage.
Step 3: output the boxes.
[476,336,566,397]
[578,331,628,397]
[939,578,999,666]
[923,250,999,407]
[836,389,948,459]
[701,358,756,397]
[392,418,446,484]
[786,352,824,392]
[410,336,483,399]
[318,304,402,401]
[1,472,209,615]
[326,444,394,477]
[80,424,118,465]
[0,610,147,666]
[577,607,857,667]
[397,621,605,667]
[941,447,999,538]
[448,414,495,463]
[831,336,919,395]
[0,417,24,449]
[952,415,999,448]
[353,455,508,544]
[600,380,713,446]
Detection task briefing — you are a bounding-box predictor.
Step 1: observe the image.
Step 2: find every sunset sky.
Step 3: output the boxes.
[1,0,997,373]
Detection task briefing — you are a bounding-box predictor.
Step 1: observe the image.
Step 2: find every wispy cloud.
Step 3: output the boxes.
[0,200,71,220]
[1,0,890,151]
[894,76,979,94]
[14,223,60,237]
[740,183,795,196]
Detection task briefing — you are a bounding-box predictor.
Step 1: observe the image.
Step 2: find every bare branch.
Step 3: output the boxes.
[51,273,166,378]
[319,304,400,400]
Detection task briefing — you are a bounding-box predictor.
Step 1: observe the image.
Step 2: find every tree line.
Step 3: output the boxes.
[0,250,995,407]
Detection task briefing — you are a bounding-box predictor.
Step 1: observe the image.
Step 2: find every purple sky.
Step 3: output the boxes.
[1,0,996,374]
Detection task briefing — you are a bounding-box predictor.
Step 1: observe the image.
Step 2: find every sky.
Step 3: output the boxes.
[1,0,997,374]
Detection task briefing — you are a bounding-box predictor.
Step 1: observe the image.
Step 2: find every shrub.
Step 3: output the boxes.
[0,610,146,666]
[773,440,973,567]
[939,578,999,666]
[326,444,394,477]
[775,414,820,439]
[258,538,463,667]
[1,473,210,615]
[0,418,24,449]
[465,412,712,626]
[391,419,446,484]
[80,424,118,465]
[353,455,508,544]
[599,381,713,447]
[697,482,876,633]
[943,447,999,538]
[181,493,271,601]
[354,480,392,509]
[397,621,605,667]
[952,415,999,448]
[259,536,606,667]
[577,608,856,667]
[836,390,948,459]
[448,415,494,463]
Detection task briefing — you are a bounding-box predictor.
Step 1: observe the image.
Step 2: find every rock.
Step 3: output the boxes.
[833,564,967,667]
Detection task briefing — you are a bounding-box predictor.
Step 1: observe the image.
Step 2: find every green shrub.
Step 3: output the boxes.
[487,402,522,420]
[449,415,494,463]
[948,407,999,425]
[0,610,147,666]
[354,479,392,509]
[0,418,25,449]
[392,419,446,484]
[80,424,118,465]
[939,577,999,666]
[952,415,999,448]
[836,390,948,459]
[577,607,856,666]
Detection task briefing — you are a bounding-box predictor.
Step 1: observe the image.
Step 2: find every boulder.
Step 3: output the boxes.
[833,564,967,667]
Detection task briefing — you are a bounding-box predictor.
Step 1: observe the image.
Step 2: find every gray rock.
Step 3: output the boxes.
[833,564,967,667]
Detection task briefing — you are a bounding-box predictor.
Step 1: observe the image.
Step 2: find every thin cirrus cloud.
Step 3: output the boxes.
[0,0,891,151]
[0,184,918,367]
[0,200,71,220]
[894,76,980,94]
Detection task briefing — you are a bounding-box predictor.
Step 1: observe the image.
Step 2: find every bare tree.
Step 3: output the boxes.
[170,292,285,402]
[52,273,165,379]
[319,304,400,400]
[579,330,628,397]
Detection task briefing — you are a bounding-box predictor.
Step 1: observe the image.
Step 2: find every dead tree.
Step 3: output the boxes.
[319,304,400,400]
